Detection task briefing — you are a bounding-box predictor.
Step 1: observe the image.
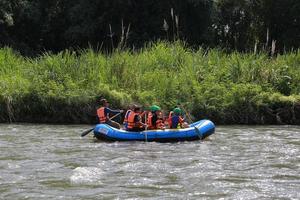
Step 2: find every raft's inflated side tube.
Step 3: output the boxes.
[94,119,215,142]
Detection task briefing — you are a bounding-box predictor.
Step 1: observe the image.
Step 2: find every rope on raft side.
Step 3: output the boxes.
[194,127,203,140]
[144,131,148,142]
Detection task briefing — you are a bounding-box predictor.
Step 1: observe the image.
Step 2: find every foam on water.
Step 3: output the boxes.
[70,167,104,185]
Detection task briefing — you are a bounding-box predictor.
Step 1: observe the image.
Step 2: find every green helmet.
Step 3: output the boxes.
[173,107,182,115]
[150,105,161,112]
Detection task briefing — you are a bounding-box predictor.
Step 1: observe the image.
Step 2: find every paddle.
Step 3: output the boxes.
[180,105,193,123]
[80,112,122,137]
[81,128,94,137]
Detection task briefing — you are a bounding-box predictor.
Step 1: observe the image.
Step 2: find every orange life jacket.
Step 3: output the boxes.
[127,112,142,129]
[97,107,107,123]
[123,110,131,124]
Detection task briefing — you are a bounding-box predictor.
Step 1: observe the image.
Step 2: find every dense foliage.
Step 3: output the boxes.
[1,42,300,124]
[1,0,300,55]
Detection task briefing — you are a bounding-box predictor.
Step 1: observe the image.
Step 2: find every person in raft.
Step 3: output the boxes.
[123,104,148,129]
[97,98,123,129]
[168,107,189,129]
[156,110,166,129]
[147,105,165,130]
[126,105,147,132]
[123,104,134,130]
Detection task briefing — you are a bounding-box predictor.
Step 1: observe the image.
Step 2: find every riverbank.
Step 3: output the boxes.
[1,42,300,124]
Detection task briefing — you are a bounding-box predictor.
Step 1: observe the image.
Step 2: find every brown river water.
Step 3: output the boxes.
[0,124,299,199]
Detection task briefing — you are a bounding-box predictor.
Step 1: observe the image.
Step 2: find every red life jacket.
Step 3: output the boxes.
[167,112,173,128]
[168,112,183,129]
[127,112,142,129]
[97,107,107,123]
[147,112,155,129]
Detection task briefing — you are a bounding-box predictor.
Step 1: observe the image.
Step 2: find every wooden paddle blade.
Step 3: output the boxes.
[81,128,94,137]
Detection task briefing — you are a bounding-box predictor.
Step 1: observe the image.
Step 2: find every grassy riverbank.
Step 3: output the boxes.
[1,42,300,124]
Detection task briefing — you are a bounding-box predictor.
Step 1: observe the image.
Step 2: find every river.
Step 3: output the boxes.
[0,124,299,199]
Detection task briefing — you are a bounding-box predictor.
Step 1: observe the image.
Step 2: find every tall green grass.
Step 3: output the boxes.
[1,42,300,124]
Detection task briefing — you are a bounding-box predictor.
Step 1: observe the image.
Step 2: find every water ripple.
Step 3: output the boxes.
[0,124,299,199]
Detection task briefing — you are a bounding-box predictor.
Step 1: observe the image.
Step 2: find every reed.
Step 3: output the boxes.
[0,42,299,124]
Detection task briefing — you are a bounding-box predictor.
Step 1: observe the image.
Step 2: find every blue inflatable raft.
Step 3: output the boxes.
[93,119,215,142]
